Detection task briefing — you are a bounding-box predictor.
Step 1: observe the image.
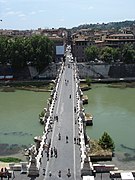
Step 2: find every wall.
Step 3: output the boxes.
[77,63,135,79]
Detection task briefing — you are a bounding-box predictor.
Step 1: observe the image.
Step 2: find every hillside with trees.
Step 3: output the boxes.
[71,20,135,32]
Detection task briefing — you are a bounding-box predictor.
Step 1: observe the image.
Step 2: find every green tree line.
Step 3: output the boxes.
[85,44,135,64]
[0,35,54,72]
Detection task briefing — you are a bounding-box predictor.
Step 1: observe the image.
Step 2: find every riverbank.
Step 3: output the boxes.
[0,83,54,92]
[0,149,135,171]
[101,151,135,170]
[0,152,27,169]
[87,139,135,170]
[107,82,135,88]
[92,77,135,83]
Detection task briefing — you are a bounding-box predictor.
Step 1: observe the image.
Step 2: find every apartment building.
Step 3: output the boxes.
[72,36,94,62]
[104,33,135,47]
[72,29,95,62]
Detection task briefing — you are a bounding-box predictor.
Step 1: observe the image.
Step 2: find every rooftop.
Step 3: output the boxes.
[109,33,134,37]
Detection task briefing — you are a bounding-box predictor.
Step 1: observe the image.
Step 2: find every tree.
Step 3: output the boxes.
[7,37,27,70]
[86,77,91,86]
[29,35,54,72]
[100,47,114,63]
[121,44,135,64]
[0,37,10,65]
[85,45,99,62]
[98,132,115,151]
[0,35,54,73]
[111,48,120,62]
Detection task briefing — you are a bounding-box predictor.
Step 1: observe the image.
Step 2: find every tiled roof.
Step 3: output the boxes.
[109,33,134,37]
[105,38,135,41]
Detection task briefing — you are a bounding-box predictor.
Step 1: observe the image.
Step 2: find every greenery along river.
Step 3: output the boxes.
[0,90,50,156]
[84,84,135,159]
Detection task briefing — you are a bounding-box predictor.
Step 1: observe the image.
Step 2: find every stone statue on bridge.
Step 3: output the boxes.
[27,146,39,177]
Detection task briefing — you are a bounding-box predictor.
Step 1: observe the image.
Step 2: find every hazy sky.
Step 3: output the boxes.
[0,0,135,30]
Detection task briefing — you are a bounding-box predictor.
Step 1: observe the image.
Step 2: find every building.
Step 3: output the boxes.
[32,28,68,62]
[49,35,66,62]
[104,33,135,47]
[0,29,32,37]
[72,29,95,62]
[72,37,94,62]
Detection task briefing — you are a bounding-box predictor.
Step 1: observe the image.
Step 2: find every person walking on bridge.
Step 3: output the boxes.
[66,136,68,143]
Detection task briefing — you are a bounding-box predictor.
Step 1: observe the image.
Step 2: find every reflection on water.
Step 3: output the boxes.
[0,143,28,156]
[0,131,33,136]
[85,84,135,158]
[0,90,49,155]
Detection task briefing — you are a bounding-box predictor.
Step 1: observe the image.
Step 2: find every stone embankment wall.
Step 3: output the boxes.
[108,64,135,78]
[77,63,110,79]
[29,63,61,79]
[77,63,135,79]
[29,63,135,79]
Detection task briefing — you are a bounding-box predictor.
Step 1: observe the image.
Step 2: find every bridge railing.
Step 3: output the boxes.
[74,65,86,169]
[75,64,94,175]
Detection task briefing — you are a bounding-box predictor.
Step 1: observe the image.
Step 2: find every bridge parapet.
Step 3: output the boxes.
[75,66,86,166]
[75,64,94,177]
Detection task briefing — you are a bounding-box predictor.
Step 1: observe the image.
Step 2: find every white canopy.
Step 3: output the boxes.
[121,172,134,180]
[83,176,95,180]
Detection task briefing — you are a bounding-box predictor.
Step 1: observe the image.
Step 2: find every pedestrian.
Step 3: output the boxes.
[56,115,58,122]
[12,170,15,179]
[49,171,52,176]
[66,136,68,143]
[74,107,76,113]
[55,148,57,158]
[67,168,71,177]
[47,151,49,158]
[48,138,51,147]
[51,148,53,157]
[58,133,61,140]
[43,168,45,175]
[58,170,61,177]
[74,137,76,144]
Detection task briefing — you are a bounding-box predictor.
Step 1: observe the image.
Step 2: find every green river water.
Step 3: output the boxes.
[0,85,135,165]
[84,84,135,157]
[0,90,49,155]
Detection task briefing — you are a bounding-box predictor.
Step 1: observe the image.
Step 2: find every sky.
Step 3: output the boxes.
[0,0,135,30]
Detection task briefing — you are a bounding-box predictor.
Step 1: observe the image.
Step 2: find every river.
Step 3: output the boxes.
[0,85,135,169]
[84,84,135,169]
[0,90,49,156]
